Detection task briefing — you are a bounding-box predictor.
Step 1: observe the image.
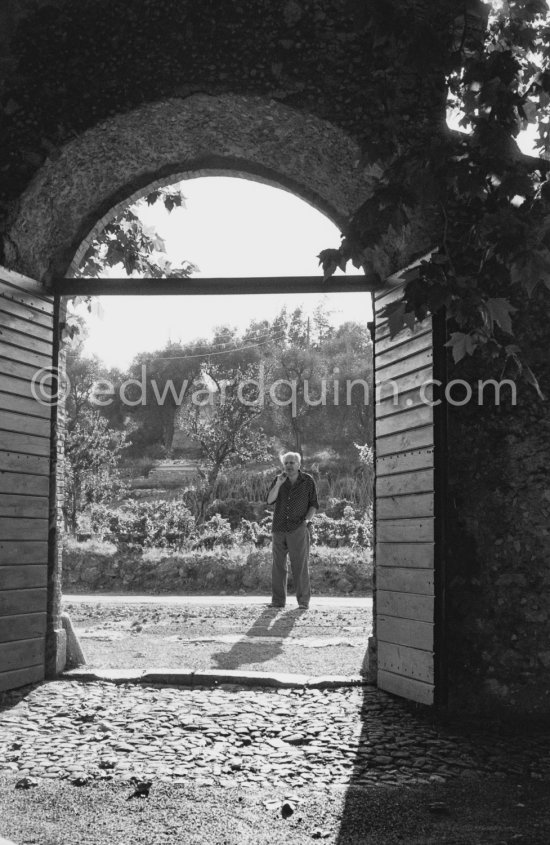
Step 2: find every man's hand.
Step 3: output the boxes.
[267,472,287,504]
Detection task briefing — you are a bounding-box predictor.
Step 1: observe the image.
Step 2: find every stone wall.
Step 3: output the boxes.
[444,293,550,716]
[0,0,451,276]
[62,543,373,596]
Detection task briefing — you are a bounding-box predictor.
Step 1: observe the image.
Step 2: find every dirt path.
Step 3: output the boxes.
[63,595,373,677]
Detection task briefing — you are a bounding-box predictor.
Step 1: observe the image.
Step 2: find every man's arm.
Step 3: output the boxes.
[267,474,285,505]
[305,478,319,522]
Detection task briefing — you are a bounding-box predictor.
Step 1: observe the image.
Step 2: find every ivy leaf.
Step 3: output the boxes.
[485,298,517,334]
[380,299,405,337]
[445,331,477,363]
[510,249,550,296]
[318,248,343,280]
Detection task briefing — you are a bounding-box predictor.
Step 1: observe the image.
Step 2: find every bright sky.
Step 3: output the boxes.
[79,177,371,370]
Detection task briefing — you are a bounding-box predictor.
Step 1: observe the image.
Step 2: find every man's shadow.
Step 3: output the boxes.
[211,606,302,671]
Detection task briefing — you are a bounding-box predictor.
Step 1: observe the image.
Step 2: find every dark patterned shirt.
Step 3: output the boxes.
[268,470,319,533]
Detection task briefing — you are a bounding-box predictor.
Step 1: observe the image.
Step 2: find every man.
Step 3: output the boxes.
[266,451,318,610]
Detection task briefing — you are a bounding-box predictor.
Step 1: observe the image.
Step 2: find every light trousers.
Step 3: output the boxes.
[271,522,311,607]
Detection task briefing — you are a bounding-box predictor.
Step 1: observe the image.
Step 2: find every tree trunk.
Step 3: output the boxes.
[196,464,222,523]
[162,408,176,455]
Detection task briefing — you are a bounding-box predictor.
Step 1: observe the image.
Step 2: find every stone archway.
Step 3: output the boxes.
[2,93,388,681]
[2,92,440,698]
[4,94,381,281]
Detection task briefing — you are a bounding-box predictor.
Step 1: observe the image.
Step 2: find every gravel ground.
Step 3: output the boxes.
[1,774,549,844]
[63,597,373,677]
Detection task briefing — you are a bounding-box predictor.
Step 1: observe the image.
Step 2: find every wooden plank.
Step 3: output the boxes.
[0,518,49,541]
[374,282,405,308]
[0,472,50,496]
[0,566,47,590]
[377,615,434,651]
[378,641,434,684]
[377,590,434,622]
[0,293,54,328]
[377,669,434,705]
[376,469,434,497]
[0,409,51,437]
[0,354,44,382]
[0,588,47,616]
[0,267,52,300]
[376,366,433,401]
[0,612,47,644]
[0,372,48,398]
[377,425,433,457]
[0,451,50,475]
[0,325,53,358]
[0,452,50,476]
[0,392,52,420]
[0,340,52,370]
[376,404,433,437]
[377,566,434,594]
[376,542,435,569]
[376,517,434,543]
[377,448,434,476]
[53,274,380,297]
[0,494,49,519]
[0,663,44,692]
[0,307,53,342]
[377,493,434,519]
[376,315,432,343]
[0,638,45,673]
[377,386,433,419]
[375,330,432,365]
[0,541,48,565]
[375,349,432,382]
[0,430,50,458]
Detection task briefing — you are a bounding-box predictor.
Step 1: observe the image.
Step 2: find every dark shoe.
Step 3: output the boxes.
[267,603,285,608]
[298,604,309,610]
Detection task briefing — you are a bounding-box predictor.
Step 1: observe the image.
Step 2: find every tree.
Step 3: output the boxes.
[76,186,199,279]
[319,1,550,396]
[64,348,104,431]
[122,340,208,454]
[180,362,272,521]
[64,409,128,533]
[269,344,324,459]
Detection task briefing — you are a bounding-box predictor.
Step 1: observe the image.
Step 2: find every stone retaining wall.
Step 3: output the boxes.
[62,542,373,596]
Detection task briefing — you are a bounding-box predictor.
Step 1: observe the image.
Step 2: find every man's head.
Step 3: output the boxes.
[281,452,301,478]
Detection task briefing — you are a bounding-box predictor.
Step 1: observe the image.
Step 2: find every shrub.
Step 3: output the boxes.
[89,499,196,548]
[192,514,235,550]
[238,518,272,548]
[325,498,358,519]
[206,497,256,528]
[313,507,370,548]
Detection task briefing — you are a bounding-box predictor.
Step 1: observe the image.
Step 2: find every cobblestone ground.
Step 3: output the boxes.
[1,681,549,791]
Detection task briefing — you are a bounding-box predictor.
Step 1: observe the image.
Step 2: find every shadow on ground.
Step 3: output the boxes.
[211,606,303,670]
[335,665,550,844]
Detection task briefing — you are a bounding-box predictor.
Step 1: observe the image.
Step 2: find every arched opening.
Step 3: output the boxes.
[60,173,376,680]
[1,93,439,706]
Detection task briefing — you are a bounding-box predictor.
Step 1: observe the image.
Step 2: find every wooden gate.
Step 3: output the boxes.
[0,268,55,692]
[373,272,445,705]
